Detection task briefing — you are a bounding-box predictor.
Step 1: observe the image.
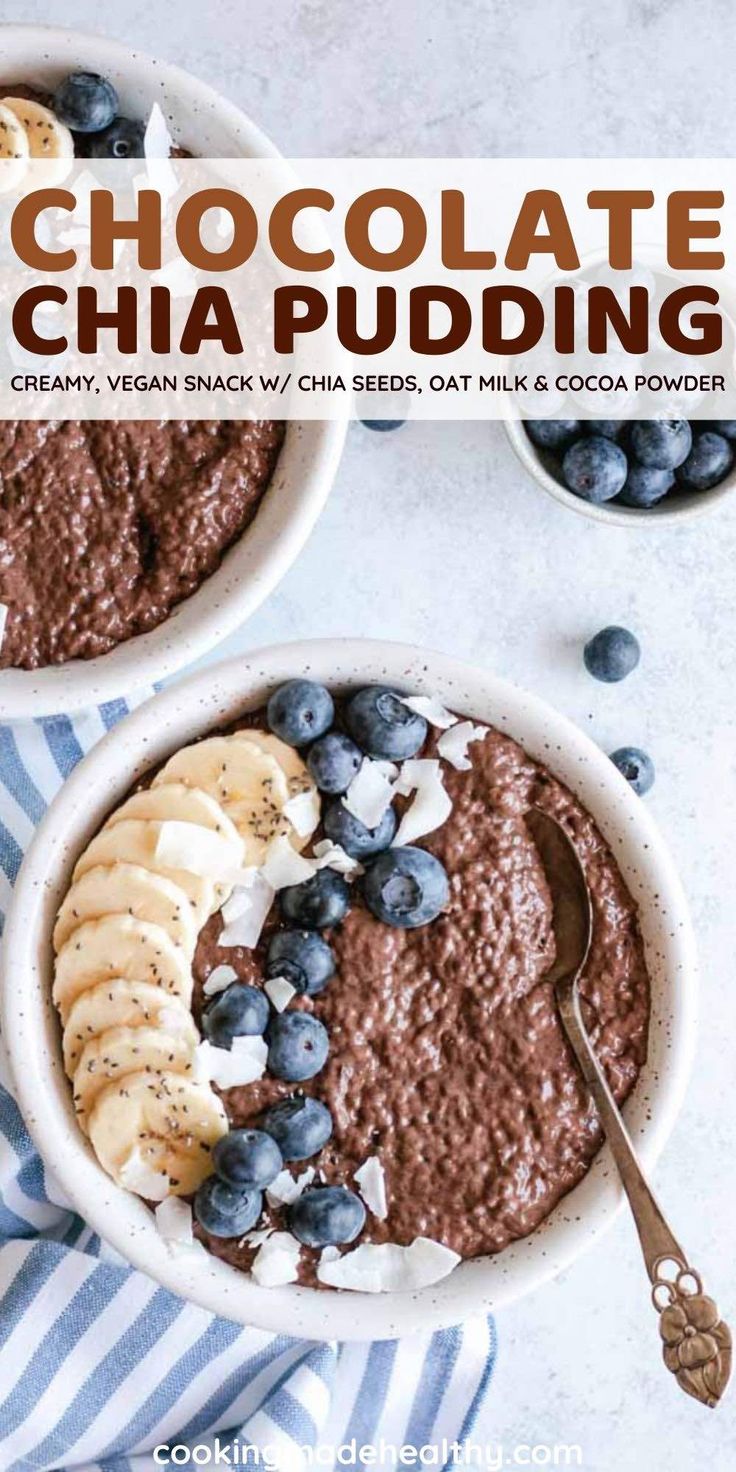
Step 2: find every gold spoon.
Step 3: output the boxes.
[526,806,731,1409]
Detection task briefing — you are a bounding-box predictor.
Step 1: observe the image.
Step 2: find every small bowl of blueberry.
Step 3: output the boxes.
[505,416,736,526]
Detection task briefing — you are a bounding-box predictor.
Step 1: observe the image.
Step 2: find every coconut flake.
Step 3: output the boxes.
[202,964,239,999]
[119,1147,170,1202]
[282,787,321,839]
[311,840,364,878]
[264,975,297,1013]
[317,1237,460,1293]
[261,834,317,890]
[319,1245,341,1265]
[0,604,7,655]
[218,873,275,948]
[144,101,175,159]
[392,760,452,846]
[251,1231,302,1286]
[242,1226,273,1249]
[400,694,458,730]
[437,721,489,772]
[195,1035,267,1088]
[266,1165,315,1206]
[155,1196,194,1244]
[354,1156,388,1220]
[154,821,243,878]
[343,759,395,830]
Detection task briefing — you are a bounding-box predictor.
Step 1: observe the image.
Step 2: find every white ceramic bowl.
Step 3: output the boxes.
[504,417,736,528]
[0,27,346,719]
[1,639,697,1339]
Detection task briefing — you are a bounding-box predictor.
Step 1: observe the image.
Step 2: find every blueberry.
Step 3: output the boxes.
[194,1176,262,1238]
[675,431,733,491]
[267,680,334,747]
[267,1011,329,1081]
[280,868,350,929]
[202,983,269,1048]
[712,421,736,439]
[259,1096,333,1161]
[609,746,655,796]
[362,846,449,928]
[288,1185,366,1247]
[361,419,405,431]
[213,1128,283,1189]
[53,72,118,133]
[584,627,640,683]
[87,117,146,159]
[618,463,674,508]
[345,686,427,760]
[562,437,628,503]
[629,420,692,470]
[266,930,335,996]
[307,731,362,794]
[323,798,397,859]
[586,420,623,440]
[524,419,580,450]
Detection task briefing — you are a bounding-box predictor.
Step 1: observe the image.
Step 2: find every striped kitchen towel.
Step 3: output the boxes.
[0,696,497,1472]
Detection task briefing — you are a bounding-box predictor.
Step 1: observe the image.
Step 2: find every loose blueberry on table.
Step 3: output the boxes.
[52,671,651,1293]
[524,417,734,508]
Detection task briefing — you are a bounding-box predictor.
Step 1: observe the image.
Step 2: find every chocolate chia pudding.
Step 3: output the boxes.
[0,420,284,669]
[0,77,284,671]
[53,677,649,1292]
[193,708,649,1283]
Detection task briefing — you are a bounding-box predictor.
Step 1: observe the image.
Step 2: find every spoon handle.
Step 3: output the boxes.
[556,977,732,1409]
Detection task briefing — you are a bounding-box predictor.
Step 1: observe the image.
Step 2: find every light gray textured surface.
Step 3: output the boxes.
[3,0,735,1464]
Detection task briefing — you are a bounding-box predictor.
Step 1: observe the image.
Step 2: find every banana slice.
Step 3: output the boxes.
[233,729,314,791]
[152,735,299,864]
[72,820,217,924]
[62,979,198,1077]
[54,863,198,957]
[89,1070,228,1197]
[106,783,242,851]
[0,101,30,193]
[73,1024,196,1133]
[53,915,192,1024]
[2,97,73,185]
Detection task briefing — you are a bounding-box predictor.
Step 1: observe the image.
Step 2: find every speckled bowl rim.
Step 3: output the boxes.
[0,26,347,720]
[1,638,697,1339]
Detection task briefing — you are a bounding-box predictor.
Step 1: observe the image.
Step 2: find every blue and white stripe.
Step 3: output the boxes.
[0,696,496,1471]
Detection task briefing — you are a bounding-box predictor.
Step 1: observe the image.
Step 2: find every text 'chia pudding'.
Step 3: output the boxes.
[51,679,650,1293]
[0,70,284,671]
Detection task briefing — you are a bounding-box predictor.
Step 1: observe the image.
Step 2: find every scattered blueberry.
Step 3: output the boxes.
[280,868,350,929]
[267,1011,329,1081]
[525,420,580,450]
[266,930,335,996]
[345,686,427,759]
[676,431,733,491]
[267,679,334,747]
[202,983,269,1049]
[587,420,624,440]
[259,1096,333,1161]
[609,746,655,796]
[712,421,736,440]
[194,1176,262,1238]
[562,437,628,503]
[362,846,449,928]
[87,117,146,159]
[584,626,641,683]
[54,72,118,133]
[619,463,674,508]
[288,1185,366,1247]
[629,420,692,470]
[307,731,362,794]
[361,419,405,431]
[323,798,397,859]
[213,1129,283,1189]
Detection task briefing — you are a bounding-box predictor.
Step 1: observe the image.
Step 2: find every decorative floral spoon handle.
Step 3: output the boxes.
[556,976,732,1409]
